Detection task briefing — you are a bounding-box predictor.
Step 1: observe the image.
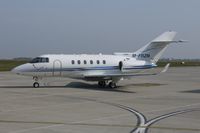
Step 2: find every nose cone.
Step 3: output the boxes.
[11,63,33,75]
[11,66,21,74]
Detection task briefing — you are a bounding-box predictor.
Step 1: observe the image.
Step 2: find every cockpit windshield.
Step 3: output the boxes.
[30,57,49,63]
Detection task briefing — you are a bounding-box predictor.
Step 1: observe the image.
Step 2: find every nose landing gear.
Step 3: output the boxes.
[33,76,40,88]
[33,82,40,88]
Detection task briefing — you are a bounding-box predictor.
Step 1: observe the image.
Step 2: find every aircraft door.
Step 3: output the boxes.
[119,61,123,71]
[53,60,62,76]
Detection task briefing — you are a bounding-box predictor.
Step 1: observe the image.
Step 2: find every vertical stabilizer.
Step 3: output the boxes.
[133,31,177,63]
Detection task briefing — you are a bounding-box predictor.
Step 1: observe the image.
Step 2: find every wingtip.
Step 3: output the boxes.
[161,63,170,73]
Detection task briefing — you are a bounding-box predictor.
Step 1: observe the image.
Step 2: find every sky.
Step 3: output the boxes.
[0,0,199,59]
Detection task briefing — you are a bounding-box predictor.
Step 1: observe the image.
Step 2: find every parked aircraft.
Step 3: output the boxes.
[12,31,184,88]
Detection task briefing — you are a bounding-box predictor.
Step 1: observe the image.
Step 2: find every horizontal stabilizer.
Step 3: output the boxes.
[161,63,170,73]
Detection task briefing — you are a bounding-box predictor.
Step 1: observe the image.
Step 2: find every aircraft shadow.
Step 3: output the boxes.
[65,82,135,93]
[0,82,165,93]
[124,83,166,87]
[181,89,200,94]
[0,82,135,93]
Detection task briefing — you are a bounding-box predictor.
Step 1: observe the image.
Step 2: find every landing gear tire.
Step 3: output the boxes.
[109,82,117,88]
[33,82,40,88]
[98,81,106,87]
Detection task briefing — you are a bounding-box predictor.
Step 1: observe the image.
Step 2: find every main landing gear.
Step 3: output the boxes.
[108,82,117,88]
[98,81,106,87]
[98,81,117,88]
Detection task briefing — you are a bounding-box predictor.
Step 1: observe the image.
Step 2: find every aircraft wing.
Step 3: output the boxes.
[84,64,170,80]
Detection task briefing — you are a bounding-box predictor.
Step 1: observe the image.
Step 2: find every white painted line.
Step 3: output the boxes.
[71,102,200,124]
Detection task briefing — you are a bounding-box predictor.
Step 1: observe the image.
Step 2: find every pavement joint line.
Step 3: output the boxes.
[0,89,132,103]
[0,93,172,113]
[9,124,65,133]
[0,100,93,113]
[66,102,200,124]
[2,120,200,132]
[1,90,94,101]
[0,120,64,125]
[0,95,199,124]
[143,102,200,113]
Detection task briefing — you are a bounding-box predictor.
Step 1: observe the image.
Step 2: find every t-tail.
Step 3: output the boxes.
[133,31,177,63]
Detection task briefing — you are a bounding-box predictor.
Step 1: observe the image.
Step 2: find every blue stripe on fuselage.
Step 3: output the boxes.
[23,65,156,72]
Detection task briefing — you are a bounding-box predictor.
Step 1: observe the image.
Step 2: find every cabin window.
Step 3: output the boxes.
[46,58,49,62]
[30,57,49,63]
[77,60,81,64]
[97,60,100,64]
[41,58,46,63]
[103,60,106,64]
[90,60,93,64]
[71,60,75,64]
[42,58,49,63]
[84,60,87,64]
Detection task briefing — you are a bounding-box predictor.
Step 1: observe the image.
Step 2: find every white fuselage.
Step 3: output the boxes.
[12,54,155,80]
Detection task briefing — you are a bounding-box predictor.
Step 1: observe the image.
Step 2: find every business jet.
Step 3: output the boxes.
[12,31,184,88]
